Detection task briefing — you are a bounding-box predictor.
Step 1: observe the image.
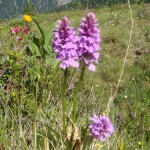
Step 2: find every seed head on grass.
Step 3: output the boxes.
[89,114,114,141]
[78,12,101,71]
[52,17,79,69]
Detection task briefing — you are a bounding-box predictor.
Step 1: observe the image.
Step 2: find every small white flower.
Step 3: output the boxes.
[124,95,128,99]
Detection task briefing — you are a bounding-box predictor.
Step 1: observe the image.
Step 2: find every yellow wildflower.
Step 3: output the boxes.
[23,15,32,22]
[11,92,16,97]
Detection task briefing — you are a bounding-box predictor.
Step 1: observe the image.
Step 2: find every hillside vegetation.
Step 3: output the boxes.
[0,3,150,150]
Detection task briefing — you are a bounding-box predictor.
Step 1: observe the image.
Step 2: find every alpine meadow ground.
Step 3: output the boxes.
[0,3,150,150]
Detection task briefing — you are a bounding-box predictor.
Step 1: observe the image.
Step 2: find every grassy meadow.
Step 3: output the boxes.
[0,3,150,150]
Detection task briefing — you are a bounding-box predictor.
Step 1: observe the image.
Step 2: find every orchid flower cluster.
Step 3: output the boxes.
[89,114,114,141]
[52,12,114,143]
[52,12,101,72]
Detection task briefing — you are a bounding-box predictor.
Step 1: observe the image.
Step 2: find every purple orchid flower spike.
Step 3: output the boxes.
[78,12,101,71]
[52,17,79,69]
[89,114,114,141]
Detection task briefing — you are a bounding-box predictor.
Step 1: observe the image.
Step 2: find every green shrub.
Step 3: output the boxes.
[23,4,37,16]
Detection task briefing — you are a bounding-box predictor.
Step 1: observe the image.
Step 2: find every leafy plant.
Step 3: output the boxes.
[27,18,58,68]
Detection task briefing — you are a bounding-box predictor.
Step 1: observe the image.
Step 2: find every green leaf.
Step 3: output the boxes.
[28,36,41,57]
[33,18,55,46]
[42,22,55,46]
[43,45,53,55]
[32,18,45,44]
[46,55,59,69]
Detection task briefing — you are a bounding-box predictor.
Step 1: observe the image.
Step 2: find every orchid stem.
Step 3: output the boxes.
[73,65,86,123]
[62,68,68,136]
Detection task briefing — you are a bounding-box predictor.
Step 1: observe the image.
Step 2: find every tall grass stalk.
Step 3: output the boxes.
[34,121,37,150]
[105,0,134,115]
